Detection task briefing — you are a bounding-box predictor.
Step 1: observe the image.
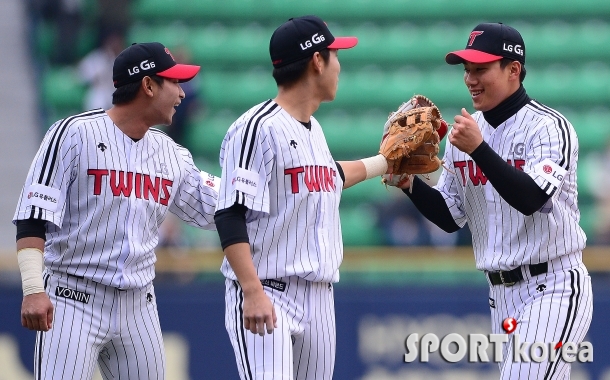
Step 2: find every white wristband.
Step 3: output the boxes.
[360,154,388,180]
[17,248,45,296]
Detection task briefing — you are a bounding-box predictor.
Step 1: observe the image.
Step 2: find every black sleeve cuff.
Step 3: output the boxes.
[214,204,250,250]
[16,218,47,241]
[402,177,460,233]
[335,161,345,183]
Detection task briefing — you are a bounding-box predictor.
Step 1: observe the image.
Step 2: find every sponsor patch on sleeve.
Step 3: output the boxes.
[533,159,567,188]
[199,170,220,190]
[231,168,259,197]
[27,184,60,212]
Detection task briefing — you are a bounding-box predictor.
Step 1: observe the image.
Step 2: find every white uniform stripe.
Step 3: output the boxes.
[488,258,591,379]
[35,273,51,380]
[14,110,218,289]
[234,283,254,380]
[218,100,343,283]
[543,269,580,379]
[37,110,104,186]
[236,101,279,205]
[535,101,571,169]
[225,277,335,379]
[528,101,571,169]
[436,101,585,271]
[238,100,274,169]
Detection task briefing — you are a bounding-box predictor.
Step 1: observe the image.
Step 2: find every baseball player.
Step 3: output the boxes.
[13,42,220,380]
[214,16,392,380]
[392,23,593,378]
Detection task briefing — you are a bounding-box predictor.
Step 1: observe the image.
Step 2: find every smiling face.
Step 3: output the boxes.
[463,60,521,112]
[149,78,185,126]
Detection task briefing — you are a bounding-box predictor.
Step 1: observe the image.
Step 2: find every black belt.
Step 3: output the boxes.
[487,262,548,286]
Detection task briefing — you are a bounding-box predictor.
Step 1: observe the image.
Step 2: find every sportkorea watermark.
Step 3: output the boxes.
[404,318,593,364]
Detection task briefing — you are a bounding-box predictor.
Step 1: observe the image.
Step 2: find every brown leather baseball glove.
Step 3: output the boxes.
[379,95,448,186]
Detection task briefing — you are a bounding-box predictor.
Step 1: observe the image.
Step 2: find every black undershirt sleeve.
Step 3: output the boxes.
[334,161,345,183]
[16,218,47,241]
[402,177,461,233]
[469,141,551,216]
[214,204,250,250]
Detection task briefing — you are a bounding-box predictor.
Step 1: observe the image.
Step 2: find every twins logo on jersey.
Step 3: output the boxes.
[453,159,525,186]
[87,169,173,205]
[284,165,337,193]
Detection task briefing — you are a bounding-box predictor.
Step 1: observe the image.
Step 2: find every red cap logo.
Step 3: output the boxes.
[543,165,552,174]
[468,31,484,46]
[206,180,215,187]
[164,47,176,61]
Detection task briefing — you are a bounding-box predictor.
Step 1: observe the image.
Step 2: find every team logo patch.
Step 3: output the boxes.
[55,286,91,304]
[534,159,567,188]
[261,279,286,292]
[200,171,220,190]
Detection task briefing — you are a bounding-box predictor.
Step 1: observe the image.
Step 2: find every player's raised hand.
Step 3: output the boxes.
[243,289,278,336]
[450,108,484,154]
[21,292,54,331]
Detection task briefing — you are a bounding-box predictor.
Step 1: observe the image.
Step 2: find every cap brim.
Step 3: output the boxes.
[328,36,358,50]
[157,64,201,82]
[445,50,503,65]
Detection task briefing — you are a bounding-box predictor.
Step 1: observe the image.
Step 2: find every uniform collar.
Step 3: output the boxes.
[482,85,531,128]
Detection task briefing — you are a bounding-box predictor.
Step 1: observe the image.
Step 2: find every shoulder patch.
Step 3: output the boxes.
[533,158,567,188]
[199,171,220,190]
[231,168,259,197]
[27,184,61,212]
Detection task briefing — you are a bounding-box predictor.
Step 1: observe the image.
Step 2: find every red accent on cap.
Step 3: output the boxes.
[156,64,201,82]
[328,36,358,49]
[445,49,503,64]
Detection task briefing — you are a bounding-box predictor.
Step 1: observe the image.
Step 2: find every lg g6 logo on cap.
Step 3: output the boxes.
[128,60,156,76]
[300,33,326,50]
[503,43,524,56]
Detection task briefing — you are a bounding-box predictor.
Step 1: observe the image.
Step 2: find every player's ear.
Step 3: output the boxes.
[311,52,324,74]
[509,61,522,81]
[141,77,155,97]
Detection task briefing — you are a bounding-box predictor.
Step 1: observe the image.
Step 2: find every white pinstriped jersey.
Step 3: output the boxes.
[436,100,586,271]
[217,100,344,283]
[13,109,219,289]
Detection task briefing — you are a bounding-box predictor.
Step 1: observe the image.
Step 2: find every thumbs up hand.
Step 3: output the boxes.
[449,108,484,155]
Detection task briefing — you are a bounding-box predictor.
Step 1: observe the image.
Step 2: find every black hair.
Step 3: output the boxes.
[112,74,165,105]
[500,57,526,83]
[272,48,330,87]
